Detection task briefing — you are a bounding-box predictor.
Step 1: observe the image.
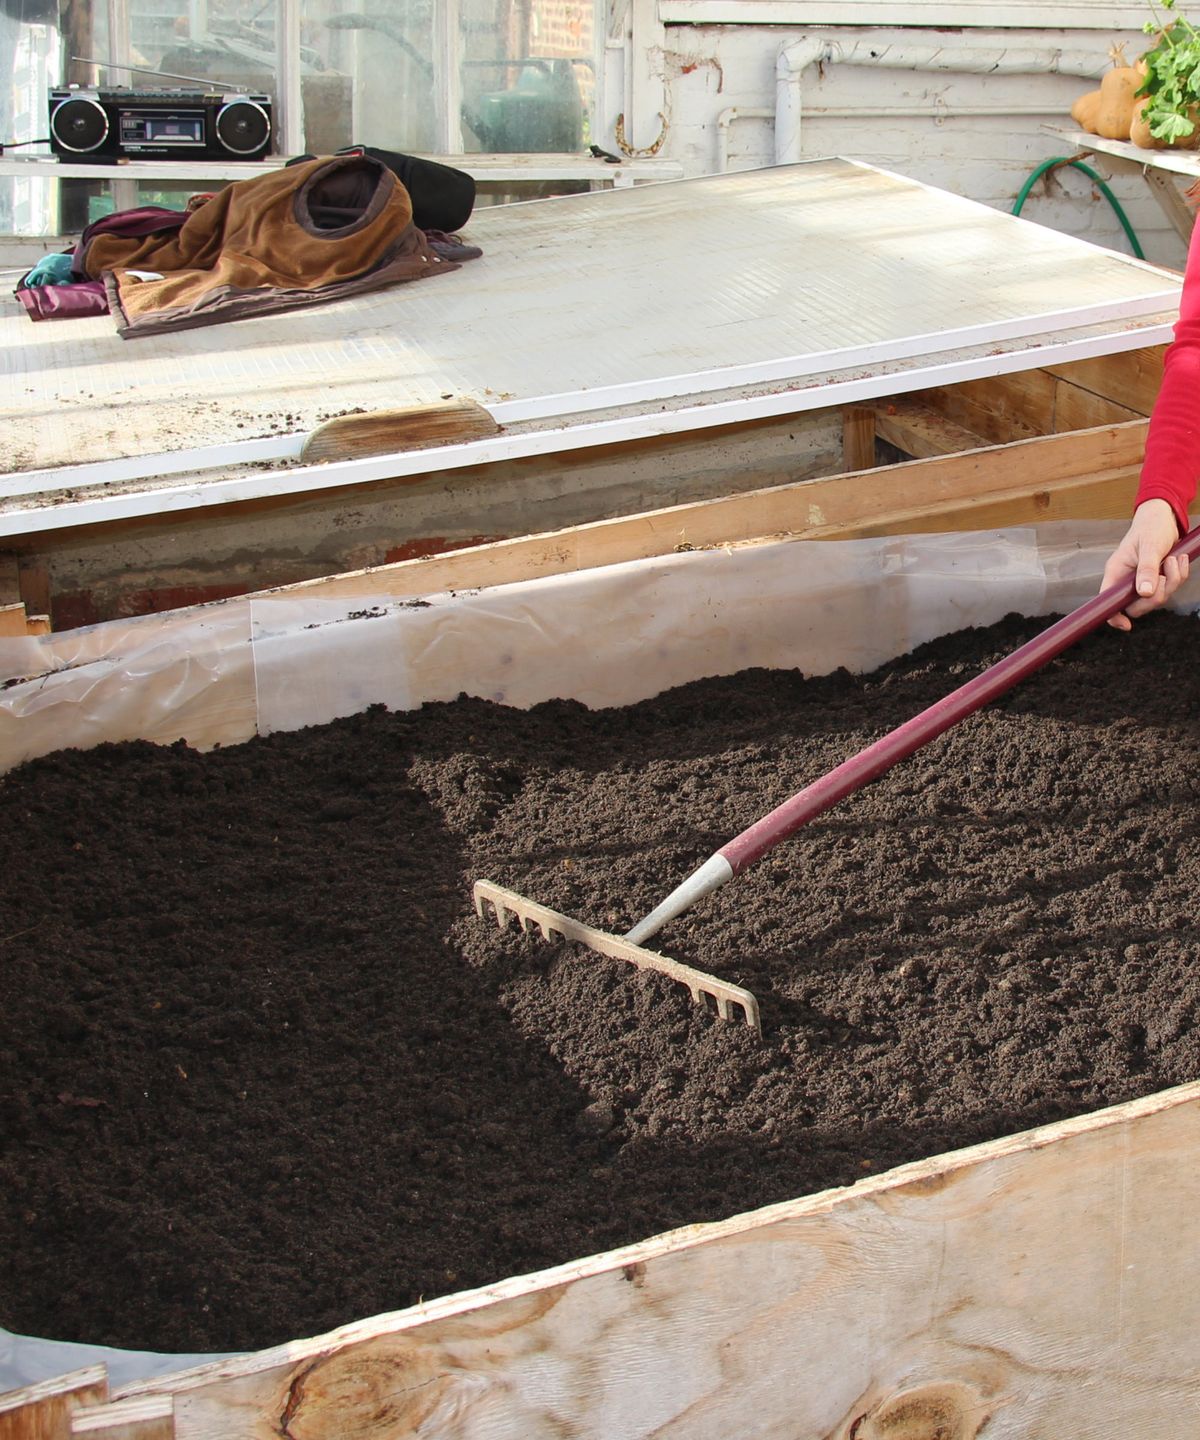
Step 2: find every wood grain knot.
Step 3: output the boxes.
[278,1340,462,1439]
[846,1381,991,1440]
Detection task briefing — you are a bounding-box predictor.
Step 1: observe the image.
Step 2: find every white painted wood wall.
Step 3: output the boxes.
[600,15,1191,269]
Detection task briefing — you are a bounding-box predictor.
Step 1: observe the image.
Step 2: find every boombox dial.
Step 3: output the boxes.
[49,95,110,153]
[215,99,271,156]
[48,87,273,163]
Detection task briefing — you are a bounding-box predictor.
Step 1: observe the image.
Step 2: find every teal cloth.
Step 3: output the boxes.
[24,252,76,287]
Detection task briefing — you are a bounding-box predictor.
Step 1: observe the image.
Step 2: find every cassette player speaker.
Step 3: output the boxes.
[49,87,273,162]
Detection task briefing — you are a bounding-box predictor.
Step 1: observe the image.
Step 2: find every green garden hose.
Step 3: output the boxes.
[1013,156,1145,259]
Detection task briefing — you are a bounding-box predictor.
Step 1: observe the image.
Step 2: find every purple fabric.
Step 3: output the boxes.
[14,206,187,324]
[16,280,109,321]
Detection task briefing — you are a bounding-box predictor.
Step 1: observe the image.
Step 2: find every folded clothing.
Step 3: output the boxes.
[23,252,77,287]
[15,278,109,322]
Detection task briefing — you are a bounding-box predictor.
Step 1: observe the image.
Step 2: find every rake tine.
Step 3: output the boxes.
[473,880,761,1036]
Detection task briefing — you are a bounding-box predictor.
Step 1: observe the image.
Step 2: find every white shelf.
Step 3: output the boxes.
[1041,126,1200,242]
[1043,125,1200,179]
[0,151,684,186]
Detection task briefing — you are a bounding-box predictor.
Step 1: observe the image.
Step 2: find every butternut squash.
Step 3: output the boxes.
[1095,63,1141,139]
[1070,87,1103,134]
[1129,93,1167,148]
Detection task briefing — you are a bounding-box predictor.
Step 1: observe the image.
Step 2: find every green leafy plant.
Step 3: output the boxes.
[1138,0,1200,143]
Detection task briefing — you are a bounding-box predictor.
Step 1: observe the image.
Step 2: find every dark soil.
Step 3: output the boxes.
[3,610,1200,1355]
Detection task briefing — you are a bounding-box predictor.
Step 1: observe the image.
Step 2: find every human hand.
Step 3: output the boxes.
[1100,498,1189,632]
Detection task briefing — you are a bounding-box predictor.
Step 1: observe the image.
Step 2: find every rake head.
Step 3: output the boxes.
[473,880,761,1035]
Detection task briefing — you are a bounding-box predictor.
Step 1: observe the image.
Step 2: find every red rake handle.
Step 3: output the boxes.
[720,524,1200,875]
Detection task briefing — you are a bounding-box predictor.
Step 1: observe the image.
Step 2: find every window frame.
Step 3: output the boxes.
[656,0,1152,26]
[101,0,604,157]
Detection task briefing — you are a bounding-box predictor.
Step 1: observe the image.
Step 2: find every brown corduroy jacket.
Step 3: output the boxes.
[82,153,456,338]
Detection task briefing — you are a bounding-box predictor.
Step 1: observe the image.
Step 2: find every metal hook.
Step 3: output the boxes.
[614,111,668,157]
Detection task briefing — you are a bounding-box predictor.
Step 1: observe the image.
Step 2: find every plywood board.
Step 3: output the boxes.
[0,1365,107,1440]
[70,1395,172,1438]
[37,1081,1200,1439]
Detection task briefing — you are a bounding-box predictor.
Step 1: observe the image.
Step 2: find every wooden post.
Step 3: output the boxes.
[17,561,51,630]
[0,554,20,607]
[0,604,32,638]
[841,406,877,473]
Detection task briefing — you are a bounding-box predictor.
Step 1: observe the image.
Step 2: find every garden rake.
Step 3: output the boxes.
[476,525,1200,1035]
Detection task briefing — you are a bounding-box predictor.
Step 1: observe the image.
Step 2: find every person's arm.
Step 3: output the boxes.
[1102,221,1200,629]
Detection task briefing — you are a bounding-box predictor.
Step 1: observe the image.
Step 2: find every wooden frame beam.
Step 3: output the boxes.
[260,418,1146,606]
[874,400,993,458]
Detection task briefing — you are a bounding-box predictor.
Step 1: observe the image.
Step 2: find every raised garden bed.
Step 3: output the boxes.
[3,606,1198,1365]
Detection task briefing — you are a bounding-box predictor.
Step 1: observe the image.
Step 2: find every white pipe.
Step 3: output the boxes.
[775,38,1112,163]
[105,0,131,78]
[716,106,773,172]
[276,0,304,156]
[433,0,463,153]
[720,102,1072,172]
[804,104,1083,117]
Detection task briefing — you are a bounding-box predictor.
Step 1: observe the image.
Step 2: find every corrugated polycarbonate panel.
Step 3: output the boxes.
[0,158,1183,472]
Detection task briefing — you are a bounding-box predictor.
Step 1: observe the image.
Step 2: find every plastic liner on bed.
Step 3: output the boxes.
[2,520,1185,778]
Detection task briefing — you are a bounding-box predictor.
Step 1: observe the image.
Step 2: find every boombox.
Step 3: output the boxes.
[48,87,273,162]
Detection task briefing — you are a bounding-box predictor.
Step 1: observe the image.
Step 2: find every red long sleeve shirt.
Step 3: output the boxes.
[1135,221,1200,533]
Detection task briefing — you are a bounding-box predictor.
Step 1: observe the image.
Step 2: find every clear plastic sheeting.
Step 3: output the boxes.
[2,517,1199,1389]
[2,521,1193,781]
[0,1323,238,1395]
[0,603,255,772]
[249,596,418,731]
[251,527,1060,734]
